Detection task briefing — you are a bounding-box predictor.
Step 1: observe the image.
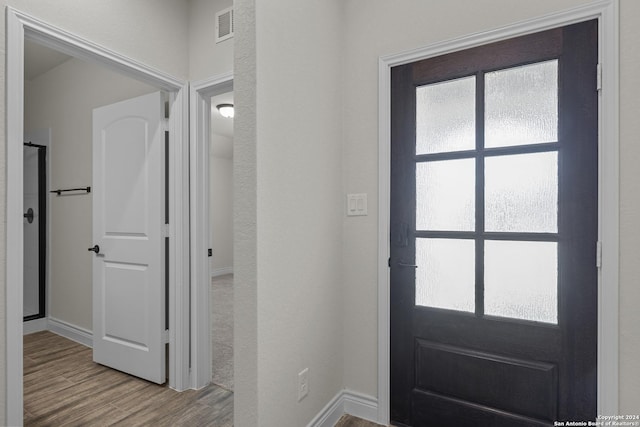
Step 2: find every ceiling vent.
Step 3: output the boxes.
[216,7,234,43]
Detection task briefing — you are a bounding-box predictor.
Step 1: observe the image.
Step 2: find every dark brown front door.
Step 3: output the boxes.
[390,21,598,426]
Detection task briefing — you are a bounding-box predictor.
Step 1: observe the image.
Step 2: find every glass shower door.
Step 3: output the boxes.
[24,143,46,321]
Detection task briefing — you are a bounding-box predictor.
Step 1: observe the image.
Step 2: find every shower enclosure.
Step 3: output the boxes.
[24,141,46,321]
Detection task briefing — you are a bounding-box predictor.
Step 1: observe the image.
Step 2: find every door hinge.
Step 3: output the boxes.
[163,329,170,344]
[596,63,602,92]
[388,257,391,268]
[162,224,170,238]
[161,118,169,132]
[596,240,602,268]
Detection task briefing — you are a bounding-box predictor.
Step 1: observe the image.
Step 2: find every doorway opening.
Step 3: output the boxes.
[209,91,235,392]
[23,37,161,340]
[6,8,190,425]
[189,73,233,390]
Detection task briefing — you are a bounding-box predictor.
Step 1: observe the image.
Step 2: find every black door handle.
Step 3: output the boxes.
[88,245,100,254]
[24,208,34,224]
[398,260,418,268]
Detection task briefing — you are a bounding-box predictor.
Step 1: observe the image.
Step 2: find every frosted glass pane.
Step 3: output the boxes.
[485,240,557,324]
[416,77,475,154]
[485,152,557,233]
[485,60,558,148]
[416,159,475,231]
[416,238,475,312]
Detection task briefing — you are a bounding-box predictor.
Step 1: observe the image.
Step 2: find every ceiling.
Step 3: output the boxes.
[24,40,73,81]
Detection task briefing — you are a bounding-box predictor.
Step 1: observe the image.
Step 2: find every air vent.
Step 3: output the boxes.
[216,7,234,43]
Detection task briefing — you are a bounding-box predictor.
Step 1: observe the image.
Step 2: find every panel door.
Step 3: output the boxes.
[92,91,166,384]
[390,21,598,426]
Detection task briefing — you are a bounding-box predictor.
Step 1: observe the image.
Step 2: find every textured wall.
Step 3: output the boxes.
[618,0,640,413]
[233,0,258,424]
[7,0,189,79]
[188,0,234,81]
[235,0,346,425]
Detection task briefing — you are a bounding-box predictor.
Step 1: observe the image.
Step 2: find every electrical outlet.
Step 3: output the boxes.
[297,368,309,401]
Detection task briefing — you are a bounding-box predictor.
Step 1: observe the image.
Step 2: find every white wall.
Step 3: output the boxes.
[256,0,345,422]
[189,0,234,81]
[0,1,189,420]
[234,0,345,425]
[618,0,640,412]
[7,0,189,80]
[233,0,258,424]
[24,57,156,331]
[341,0,640,415]
[210,140,234,274]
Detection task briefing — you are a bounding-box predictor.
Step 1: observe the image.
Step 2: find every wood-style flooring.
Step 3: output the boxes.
[335,414,384,427]
[24,331,233,426]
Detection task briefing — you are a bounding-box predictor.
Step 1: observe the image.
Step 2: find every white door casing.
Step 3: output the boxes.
[92,91,166,384]
[190,73,233,389]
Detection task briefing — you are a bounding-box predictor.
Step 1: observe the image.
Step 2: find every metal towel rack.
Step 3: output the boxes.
[24,141,46,149]
[50,187,91,196]
[27,142,91,196]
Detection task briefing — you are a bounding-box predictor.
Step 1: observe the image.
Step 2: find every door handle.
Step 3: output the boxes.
[24,208,34,224]
[398,260,418,269]
[88,245,100,254]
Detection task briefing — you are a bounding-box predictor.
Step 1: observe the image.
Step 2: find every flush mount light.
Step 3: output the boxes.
[216,103,234,118]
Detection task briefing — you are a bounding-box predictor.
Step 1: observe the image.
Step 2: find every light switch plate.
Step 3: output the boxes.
[347,193,368,216]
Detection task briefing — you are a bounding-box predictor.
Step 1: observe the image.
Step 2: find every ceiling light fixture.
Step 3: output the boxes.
[216,103,234,118]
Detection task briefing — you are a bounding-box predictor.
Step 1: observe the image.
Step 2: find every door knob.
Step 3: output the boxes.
[88,245,100,254]
[24,208,34,224]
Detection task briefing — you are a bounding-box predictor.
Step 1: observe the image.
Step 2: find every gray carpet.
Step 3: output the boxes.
[211,274,234,391]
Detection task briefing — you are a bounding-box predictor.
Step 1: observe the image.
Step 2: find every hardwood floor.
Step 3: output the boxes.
[335,414,384,427]
[24,331,385,427]
[24,331,233,426]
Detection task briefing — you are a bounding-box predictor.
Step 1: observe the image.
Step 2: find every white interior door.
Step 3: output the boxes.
[92,91,166,384]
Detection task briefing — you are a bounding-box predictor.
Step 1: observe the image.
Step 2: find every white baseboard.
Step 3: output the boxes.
[47,317,93,348]
[211,266,233,277]
[308,390,379,427]
[343,391,379,423]
[308,392,344,427]
[23,318,48,334]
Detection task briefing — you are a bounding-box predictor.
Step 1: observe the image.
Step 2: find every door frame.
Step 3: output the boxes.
[189,73,234,389]
[5,7,191,425]
[377,1,619,424]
